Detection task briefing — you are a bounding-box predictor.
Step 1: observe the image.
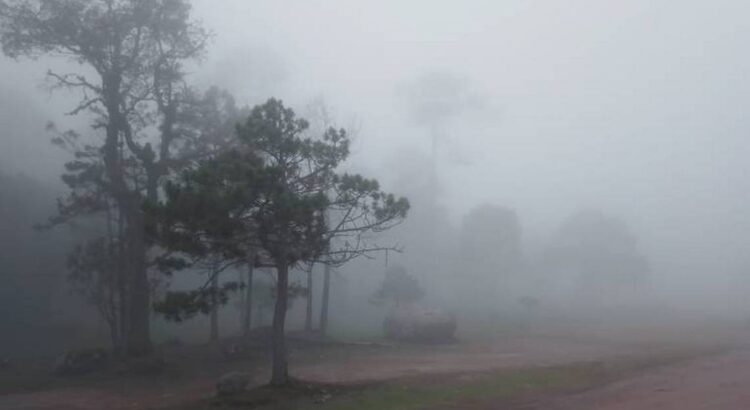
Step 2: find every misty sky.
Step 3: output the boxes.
[2,0,750,307]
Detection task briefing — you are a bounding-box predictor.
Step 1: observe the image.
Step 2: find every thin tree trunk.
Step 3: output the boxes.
[117,269,128,355]
[270,260,290,386]
[305,266,313,332]
[108,317,120,355]
[125,208,152,356]
[126,262,152,355]
[210,271,219,342]
[320,264,331,335]
[243,250,255,337]
[115,207,127,355]
[257,302,264,327]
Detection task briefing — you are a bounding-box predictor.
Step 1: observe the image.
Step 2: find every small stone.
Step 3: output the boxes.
[315,393,333,404]
[216,371,251,396]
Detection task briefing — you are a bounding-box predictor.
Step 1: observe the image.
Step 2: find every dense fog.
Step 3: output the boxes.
[2,0,750,362]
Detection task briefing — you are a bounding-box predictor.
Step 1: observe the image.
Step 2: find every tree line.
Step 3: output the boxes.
[0,0,409,386]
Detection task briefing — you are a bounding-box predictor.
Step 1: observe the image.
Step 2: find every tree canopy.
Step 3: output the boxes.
[371,265,424,307]
[148,98,409,385]
[0,0,220,355]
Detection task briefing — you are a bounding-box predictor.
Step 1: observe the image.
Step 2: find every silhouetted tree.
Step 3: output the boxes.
[149,99,409,386]
[461,204,522,276]
[372,265,424,307]
[547,210,650,296]
[0,0,213,355]
[318,263,333,334]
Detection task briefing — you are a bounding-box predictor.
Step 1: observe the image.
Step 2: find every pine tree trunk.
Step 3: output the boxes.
[210,272,219,342]
[257,303,264,327]
[108,318,120,355]
[305,266,313,332]
[243,250,255,337]
[320,264,331,335]
[270,260,290,386]
[116,243,128,355]
[125,261,152,356]
[102,94,151,357]
[125,208,152,356]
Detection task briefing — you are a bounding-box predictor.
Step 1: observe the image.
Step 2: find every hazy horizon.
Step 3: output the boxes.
[3,0,750,315]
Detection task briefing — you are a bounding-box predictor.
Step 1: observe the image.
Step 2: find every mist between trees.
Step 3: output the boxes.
[1,0,749,390]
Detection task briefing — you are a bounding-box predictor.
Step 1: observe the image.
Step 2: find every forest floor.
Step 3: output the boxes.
[0,317,748,409]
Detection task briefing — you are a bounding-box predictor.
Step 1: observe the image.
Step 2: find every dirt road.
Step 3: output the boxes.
[526,350,750,410]
[1,320,746,410]
[0,336,651,410]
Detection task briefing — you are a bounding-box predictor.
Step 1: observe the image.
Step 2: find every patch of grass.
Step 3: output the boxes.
[202,350,716,410]
[319,362,607,410]
[314,352,709,409]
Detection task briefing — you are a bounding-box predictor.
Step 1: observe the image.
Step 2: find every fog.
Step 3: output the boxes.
[2,1,750,401]
[190,0,750,313]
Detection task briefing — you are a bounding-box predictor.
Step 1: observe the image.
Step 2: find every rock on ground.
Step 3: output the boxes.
[216,371,251,396]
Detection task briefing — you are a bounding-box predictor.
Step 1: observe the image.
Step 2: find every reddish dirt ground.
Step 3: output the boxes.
[294,336,633,383]
[523,350,750,410]
[1,320,747,410]
[0,336,652,410]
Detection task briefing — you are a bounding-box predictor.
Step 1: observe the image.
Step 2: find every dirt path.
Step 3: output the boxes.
[523,350,750,410]
[1,321,744,410]
[0,337,644,410]
[294,337,630,383]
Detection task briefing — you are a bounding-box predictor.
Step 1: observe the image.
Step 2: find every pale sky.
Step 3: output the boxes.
[3,0,750,305]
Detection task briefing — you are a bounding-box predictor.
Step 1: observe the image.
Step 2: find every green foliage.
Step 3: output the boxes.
[0,0,206,62]
[0,0,225,353]
[154,282,242,322]
[148,98,410,323]
[146,148,264,267]
[150,98,410,269]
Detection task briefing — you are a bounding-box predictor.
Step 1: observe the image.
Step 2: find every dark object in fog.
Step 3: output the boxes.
[53,348,109,376]
[384,306,457,343]
[115,355,166,376]
[216,371,251,396]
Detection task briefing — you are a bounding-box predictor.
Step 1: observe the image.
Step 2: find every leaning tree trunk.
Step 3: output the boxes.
[242,249,255,337]
[270,260,290,386]
[319,264,331,335]
[305,266,313,332]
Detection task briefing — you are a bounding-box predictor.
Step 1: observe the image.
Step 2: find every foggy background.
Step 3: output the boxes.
[3,0,750,350]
